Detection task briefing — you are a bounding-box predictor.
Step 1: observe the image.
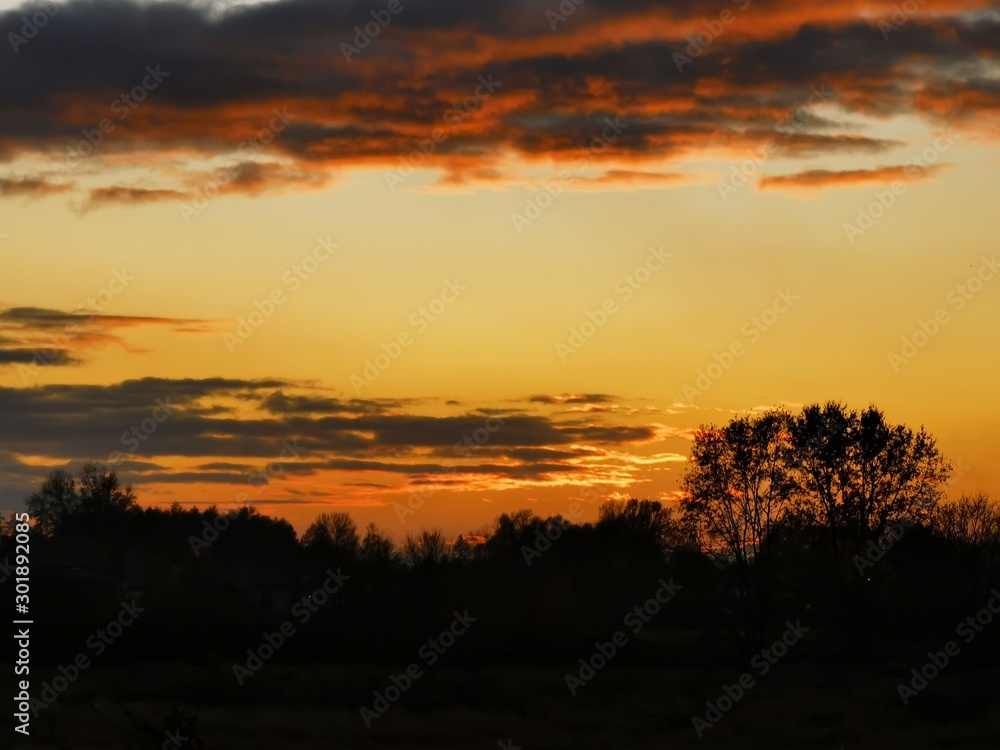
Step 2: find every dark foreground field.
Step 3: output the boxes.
[10,659,1000,749]
[10,455,1000,749]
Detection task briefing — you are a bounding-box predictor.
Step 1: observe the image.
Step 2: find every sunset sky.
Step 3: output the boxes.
[1,0,998,537]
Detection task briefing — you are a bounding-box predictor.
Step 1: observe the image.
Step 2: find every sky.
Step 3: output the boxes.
[1,0,998,537]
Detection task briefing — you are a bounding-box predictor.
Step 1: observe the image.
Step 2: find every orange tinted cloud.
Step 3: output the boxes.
[0,177,72,197]
[0,307,222,366]
[570,169,689,188]
[0,0,998,203]
[0,381,686,507]
[82,186,189,211]
[758,164,943,192]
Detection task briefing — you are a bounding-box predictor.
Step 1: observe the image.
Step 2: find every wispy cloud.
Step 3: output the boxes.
[0,307,222,365]
[758,164,945,193]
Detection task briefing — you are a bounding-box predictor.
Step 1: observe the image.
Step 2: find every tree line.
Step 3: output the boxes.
[5,401,999,667]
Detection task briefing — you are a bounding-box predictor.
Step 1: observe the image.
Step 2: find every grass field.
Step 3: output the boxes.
[11,660,1000,749]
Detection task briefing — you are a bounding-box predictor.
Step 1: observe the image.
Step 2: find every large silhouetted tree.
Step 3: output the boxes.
[789,402,949,540]
[681,410,797,652]
[788,402,950,657]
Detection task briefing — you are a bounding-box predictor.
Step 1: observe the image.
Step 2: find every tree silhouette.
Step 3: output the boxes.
[598,498,685,550]
[933,493,1000,604]
[19,401,995,671]
[302,512,360,564]
[934,493,1000,547]
[25,468,78,535]
[788,402,951,657]
[790,402,949,540]
[681,410,796,652]
[359,522,395,567]
[27,463,137,535]
[481,509,542,563]
[77,462,139,515]
[403,529,448,570]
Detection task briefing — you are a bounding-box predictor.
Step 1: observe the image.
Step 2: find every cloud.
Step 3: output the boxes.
[563,404,620,414]
[570,169,688,188]
[0,307,222,367]
[0,378,673,504]
[81,185,190,211]
[0,307,214,331]
[0,348,79,365]
[260,391,408,415]
[208,160,332,194]
[0,0,995,201]
[529,393,616,405]
[0,177,72,197]
[758,164,944,192]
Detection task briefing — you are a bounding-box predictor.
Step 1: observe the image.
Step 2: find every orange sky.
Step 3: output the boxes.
[1,0,998,537]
